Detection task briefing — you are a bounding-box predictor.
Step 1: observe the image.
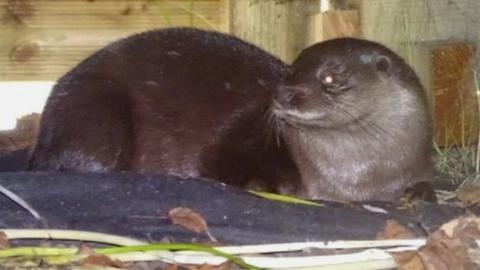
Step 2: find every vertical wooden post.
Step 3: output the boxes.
[218,0,231,33]
[306,10,362,46]
[229,0,318,63]
[432,43,478,146]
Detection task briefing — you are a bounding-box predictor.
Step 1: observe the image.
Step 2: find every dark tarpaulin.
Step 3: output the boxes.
[0,171,467,244]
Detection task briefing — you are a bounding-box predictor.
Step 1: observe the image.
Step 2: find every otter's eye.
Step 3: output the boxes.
[319,73,341,93]
[320,74,337,86]
[322,75,334,84]
[319,72,349,94]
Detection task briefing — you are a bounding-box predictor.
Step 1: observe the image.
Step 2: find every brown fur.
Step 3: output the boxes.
[28,28,301,194]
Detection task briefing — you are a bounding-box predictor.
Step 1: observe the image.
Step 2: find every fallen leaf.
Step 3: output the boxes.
[169,207,208,233]
[185,262,232,270]
[81,254,125,268]
[0,113,40,151]
[393,251,425,270]
[418,231,468,270]
[377,219,416,239]
[418,215,480,270]
[134,261,170,270]
[456,175,480,206]
[166,264,178,270]
[441,215,480,240]
[456,186,480,206]
[394,215,480,269]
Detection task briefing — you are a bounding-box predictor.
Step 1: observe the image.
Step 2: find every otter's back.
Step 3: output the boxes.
[29,28,299,192]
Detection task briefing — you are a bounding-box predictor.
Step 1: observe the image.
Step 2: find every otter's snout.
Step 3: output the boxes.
[275,85,310,107]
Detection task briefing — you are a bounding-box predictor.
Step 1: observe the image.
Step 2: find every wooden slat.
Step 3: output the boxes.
[0,0,222,81]
[230,0,317,63]
[218,0,230,33]
[306,10,361,46]
[2,1,219,29]
[432,43,478,146]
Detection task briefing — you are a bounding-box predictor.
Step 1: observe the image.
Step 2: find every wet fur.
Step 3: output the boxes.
[29,28,301,193]
[30,29,432,201]
[273,38,432,201]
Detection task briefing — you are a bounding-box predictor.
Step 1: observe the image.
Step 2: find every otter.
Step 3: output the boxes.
[29,28,433,201]
[28,27,301,194]
[273,38,433,201]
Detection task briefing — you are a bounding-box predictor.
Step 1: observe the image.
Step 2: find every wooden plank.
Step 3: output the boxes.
[432,43,478,146]
[0,0,222,81]
[306,10,361,46]
[1,1,220,30]
[230,0,318,63]
[218,0,230,33]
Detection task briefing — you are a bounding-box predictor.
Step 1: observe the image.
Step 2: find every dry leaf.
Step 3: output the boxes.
[418,231,469,270]
[441,215,480,240]
[166,264,178,270]
[184,262,232,270]
[0,113,40,151]
[377,219,416,239]
[418,215,480,270]
[198,262,231,270]
[169,207,208,233]
[395,215,480,269]
[456,186,480,206]
[0,231,10,248]
[81,254,125,268]
[456,175,480,206]
[394,251,425,270]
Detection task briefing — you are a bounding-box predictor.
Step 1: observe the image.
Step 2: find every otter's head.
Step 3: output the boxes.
[273,38,426,130]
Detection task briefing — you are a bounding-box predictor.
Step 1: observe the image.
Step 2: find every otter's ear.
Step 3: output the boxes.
[375,56,391,74]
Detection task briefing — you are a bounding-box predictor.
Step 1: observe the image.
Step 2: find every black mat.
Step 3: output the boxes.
[0,172,468,244]
[0,148,29,172]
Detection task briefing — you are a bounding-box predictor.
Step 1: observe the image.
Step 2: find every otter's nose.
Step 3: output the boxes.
[275,85,310,105]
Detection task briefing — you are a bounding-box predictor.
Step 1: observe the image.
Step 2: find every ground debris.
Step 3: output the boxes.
[395,215,480,270]
[377,219,416,240]
[168,207,209,234]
